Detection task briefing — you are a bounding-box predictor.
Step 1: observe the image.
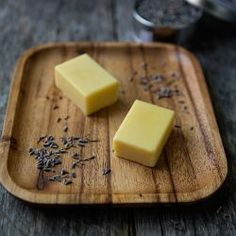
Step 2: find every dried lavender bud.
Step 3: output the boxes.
[29,148,35,156]
[71,162,77,169]
[72,153,80,160]
[141,62,148,70]
[62,178,72,185]
[85,137,99,142]
[175,125,181,128]
[79,139,88,144]
[60,168,69,175]
[50,143,59,149]
[47,136,54,142]
[64,115,70,120]
[102,168,111,175]
[63,126,68,132]
[81,155,96,162]
[129,71,138,82]
[156,87,173,99]
[71,172,76,178]
[37,136,47,144]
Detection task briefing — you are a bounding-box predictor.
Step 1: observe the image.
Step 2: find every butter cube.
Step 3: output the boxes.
[113,100,175,167]
[55,54,119,115]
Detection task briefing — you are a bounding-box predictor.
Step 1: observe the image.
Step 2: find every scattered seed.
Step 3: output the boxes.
[37,136,47,144]
[53,105,59,110]
[79,139,89,144]
[49,176,56,181]
[86,138,99,142]
[60,168,69,175]
[59,96,63,100]
[156,87,173,99]
[57,118,62,123]
[175,125,181,128]
[190,126,194,130]
[63,126,68,132]
[102,168,111,175]
[62,178,72,185]
[50,143,59,149]
[29,148,35,156]
[129,71,138,82]
[61,174,71,179]
[71,172,76,178]
[141,62,148,70]
[72,153,80,159]
[71,162,77,169]
[46,96,50,100]
[59,148,67,154]
[81,155,96,162]
[49,175,61,181]
[64,115,70,120]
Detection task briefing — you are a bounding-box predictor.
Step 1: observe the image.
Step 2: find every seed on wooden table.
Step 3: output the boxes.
[174,125,181,128]
[37,136,47,144]
[63,126,68,132]
[50,143,59,149]
[60,168,69,175]
[64,115,70,120]
[53,105,59,110]
[62,178,72,185]
[50,175,61,182]
[72,153,80,159]
[79,139,88,144]
[29,148,35,156]
[81,155,96,162]
[57,118,61,123]
[71,162,77,169]
[71,172,76,178]
[129,71,137,82]
[102,168,111,175]
[141,62,147,70]
[86,138,99,142]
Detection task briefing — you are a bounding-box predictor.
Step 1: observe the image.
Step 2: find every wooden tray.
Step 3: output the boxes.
[0,42,227,204]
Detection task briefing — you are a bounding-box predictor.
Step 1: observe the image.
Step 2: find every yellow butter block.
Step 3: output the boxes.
[55,54,119,115]
[113,100,175,167]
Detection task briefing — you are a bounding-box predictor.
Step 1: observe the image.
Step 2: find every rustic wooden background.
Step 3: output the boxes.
[0,0,236,235]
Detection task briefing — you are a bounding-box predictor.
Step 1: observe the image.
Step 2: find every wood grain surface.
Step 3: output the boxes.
[0,42,227,204]
[0,0,236,235]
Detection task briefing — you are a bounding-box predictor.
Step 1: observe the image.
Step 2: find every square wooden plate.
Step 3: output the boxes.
[0,42,227,204]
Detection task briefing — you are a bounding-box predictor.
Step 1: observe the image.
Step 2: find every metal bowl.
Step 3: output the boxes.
[132,0,203,44]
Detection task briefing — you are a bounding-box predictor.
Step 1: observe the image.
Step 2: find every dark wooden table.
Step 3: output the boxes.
[0,0,236,235]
